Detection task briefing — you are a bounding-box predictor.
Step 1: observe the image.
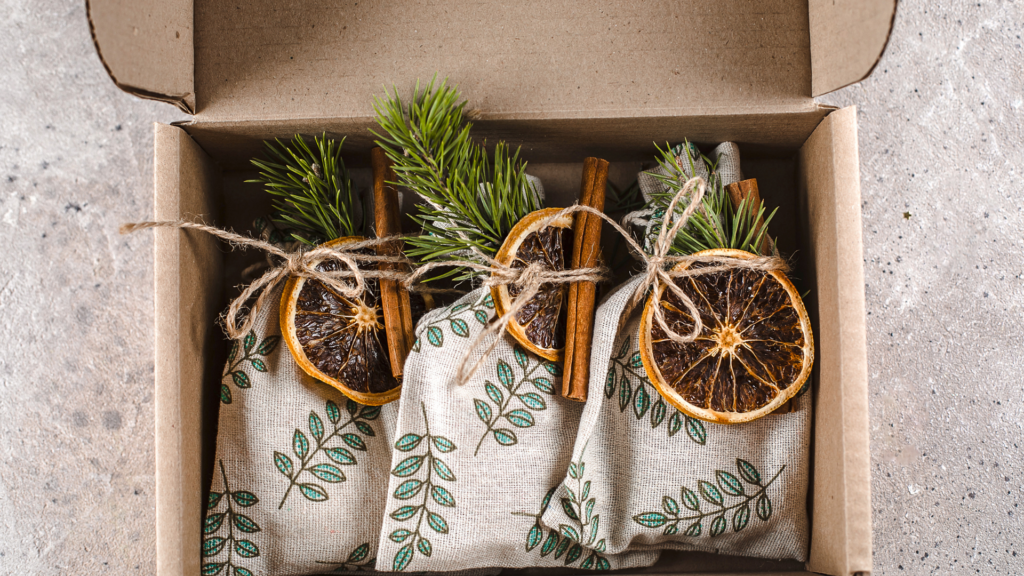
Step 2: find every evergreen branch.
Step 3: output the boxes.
[372,77,541,282]
[248,133,358,245]
[644,141,777,255]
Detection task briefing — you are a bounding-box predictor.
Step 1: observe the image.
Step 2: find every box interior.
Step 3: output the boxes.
[156,106,869,576]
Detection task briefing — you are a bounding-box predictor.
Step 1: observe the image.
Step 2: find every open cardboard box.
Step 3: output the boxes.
[89,1,892,574]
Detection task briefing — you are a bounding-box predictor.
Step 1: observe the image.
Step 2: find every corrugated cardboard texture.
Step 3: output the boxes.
[86,0,195,112]
[799,107,872,576]
[192,0,816,122]
[808,0,896,96]
[183,109,831,170]
[154,124,223,576]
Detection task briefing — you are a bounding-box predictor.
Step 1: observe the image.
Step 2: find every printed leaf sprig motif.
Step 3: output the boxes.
[556,454,611,568]
[473,344,561,456]
[388,403,457,571]
[606,336,707,445]
[314,543,376,572]
[412,293,494,353]
[274,398,380,508]
[632,459,783,538]
[203,461,261,576]
[512,486,610,570]
[221,331,281,404]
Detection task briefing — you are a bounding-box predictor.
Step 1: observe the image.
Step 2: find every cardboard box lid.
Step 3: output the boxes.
[88,0,894,120]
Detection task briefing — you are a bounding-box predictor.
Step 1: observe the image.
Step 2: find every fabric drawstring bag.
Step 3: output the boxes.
[538,143,813,562]
[375,288,661,572]
[204,277,401,576]
[538,277,812,561]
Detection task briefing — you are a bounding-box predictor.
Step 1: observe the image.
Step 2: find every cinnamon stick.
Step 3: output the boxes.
[562,157,609,402]
[727,179,793,413]
[725,179,773,255]
[372,147,415,379]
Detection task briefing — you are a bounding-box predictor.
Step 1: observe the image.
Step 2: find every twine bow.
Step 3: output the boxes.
[122,176,788,388]
[401,206,610,385]
[615,176,790,345]
[119,221,413,340]
[502,177,792,351]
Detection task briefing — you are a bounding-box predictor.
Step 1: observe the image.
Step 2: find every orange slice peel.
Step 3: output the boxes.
[491,207,575,361]
[639,248,814,424]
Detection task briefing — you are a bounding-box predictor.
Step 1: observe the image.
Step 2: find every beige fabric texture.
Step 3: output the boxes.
[376,288,661,572]
[637,141,742,203]
[205,282,402,576]
[538,276,812,562]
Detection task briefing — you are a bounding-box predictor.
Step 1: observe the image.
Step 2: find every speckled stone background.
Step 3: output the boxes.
[0,0,1020,574]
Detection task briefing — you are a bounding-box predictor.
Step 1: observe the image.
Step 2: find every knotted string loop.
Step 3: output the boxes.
[119,220,413,340]
[401,205,610,385]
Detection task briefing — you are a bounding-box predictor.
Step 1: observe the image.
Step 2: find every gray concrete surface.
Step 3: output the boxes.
[0,0,1020,574]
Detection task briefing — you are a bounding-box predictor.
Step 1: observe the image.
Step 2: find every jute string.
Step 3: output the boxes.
[618,176,788,344]
[401,205,610,385]
[504,177,791,348]
[121,175,787,387]
[119,221,414,340]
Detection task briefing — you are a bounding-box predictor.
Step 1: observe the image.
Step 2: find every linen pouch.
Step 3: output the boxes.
[375,288,661,572]
[538,277,812,562]
[204,280,401,576]
[538,141,812,562]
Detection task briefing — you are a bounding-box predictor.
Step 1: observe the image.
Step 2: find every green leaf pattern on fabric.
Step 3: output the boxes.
[275,399,381,508]
[411,293,494,353]
[512,482,610,569]
[472,343,560,456]
[631,459,783,538]
[605,335,707,446]
[221,330,281,404]
[387,403,457,571]
[314,542,377,572]
[202,461,262,576]
[558,453,610,561]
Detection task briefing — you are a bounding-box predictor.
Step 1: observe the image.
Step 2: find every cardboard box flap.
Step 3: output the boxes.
[192,0,820,123]
[87,0,194,113]
[808,0,896,96]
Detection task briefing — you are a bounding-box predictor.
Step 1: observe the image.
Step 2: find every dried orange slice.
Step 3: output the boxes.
[280,236,431,405]
[491,208,574,361]
[639,248,814,424]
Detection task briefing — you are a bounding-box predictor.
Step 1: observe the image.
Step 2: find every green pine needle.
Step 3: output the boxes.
[372,77,541,282]
[645,141,777,256]
[247,134,358,246]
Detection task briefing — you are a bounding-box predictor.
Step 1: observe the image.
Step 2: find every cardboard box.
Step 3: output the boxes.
[89,1,893,574]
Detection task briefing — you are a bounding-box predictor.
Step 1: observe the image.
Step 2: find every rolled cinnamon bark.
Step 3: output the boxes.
[372,147,416,379]
[562,157,609,402]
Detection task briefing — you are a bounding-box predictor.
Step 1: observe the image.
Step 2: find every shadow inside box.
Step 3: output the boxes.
[506,549,805,574]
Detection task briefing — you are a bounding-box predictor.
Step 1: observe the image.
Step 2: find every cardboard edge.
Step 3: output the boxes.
[826,107,872,576]
[86,0,196,113]
[154,122,184,576]
[154,123,222,576]
[810,0,897,97]
[801,107,872,576]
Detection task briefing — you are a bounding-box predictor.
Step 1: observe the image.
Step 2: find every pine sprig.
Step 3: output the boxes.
[372,78,541,281]
[248,134,358,246]
[645,142,777,255]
